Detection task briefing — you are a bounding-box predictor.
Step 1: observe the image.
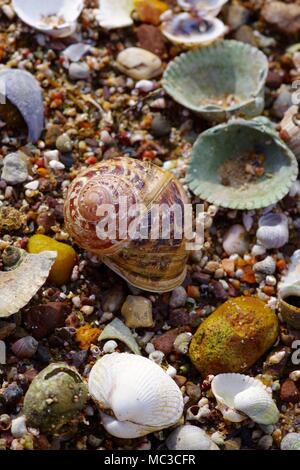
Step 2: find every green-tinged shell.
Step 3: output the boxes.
[187,118,298,210]
[162,40,268,122]
[189,296,279,376]
[98,318,141,355]
[23,363,88,435]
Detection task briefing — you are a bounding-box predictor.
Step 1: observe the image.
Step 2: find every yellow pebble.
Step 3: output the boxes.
[27,234,77,285]
[75,325,102,350]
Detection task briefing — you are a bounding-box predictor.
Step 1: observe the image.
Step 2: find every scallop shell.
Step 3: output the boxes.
[88,352,184,438]
[211,373,279,425]
[12,0,84,38]
[163,40,268,122]
[186,118,298,210]
[0,250,56,318]
[166,425,219,450]
[0,69,44,142]
[177,0,228,16]
[161,12,227,47]
[280,433,300,451]
[279,105,300,161]
[96,0,134,29]
[278,250,300,329]
[256,213,289,250]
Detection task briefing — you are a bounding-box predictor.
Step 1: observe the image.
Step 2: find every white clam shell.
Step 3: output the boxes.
[256,213,289,250]
[12,0,84,38]
[278,249,300,299]
[280,432,300,451]
[177,0,228,17]
[161,13,227,47]
[211,373,279,425]
[0,251,57,318]
[88,353,184,438]
[166,425,219,450]
[96,0,134,29]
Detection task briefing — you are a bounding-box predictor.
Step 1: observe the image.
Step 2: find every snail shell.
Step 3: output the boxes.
[166,425,219,450]
[211,373,279,425]
[88,352,184,438]
[64,157,189,292]
[256,212,289,250]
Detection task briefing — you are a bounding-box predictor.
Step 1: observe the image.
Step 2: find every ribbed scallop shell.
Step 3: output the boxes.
[12,0,83,38]
[161,13,227,47]
[166,425,219,450]
[256,213,289,250]
[163,40,268,122]
[0,69,44,142]
[211,373,279,425]
[0,250,56,318]
[96,0,134,29]
[281,433,300,451]
[187,119,298,210]
[88,353,184,438]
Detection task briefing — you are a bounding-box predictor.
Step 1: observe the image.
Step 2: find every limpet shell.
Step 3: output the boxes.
[12,0,84,38]
[187,118,298,210]
[166,425,219,450]
[163,40,268,122]
[0,69,44,142]
[0,248,56,318]
[88,352,184,438]
[211,373,280,425]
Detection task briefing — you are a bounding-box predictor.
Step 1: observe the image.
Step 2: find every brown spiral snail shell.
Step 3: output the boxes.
[64,157,189,292]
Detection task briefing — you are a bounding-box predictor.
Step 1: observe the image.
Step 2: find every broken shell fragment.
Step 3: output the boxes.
[23,363,88,434]
[12,0,84,38]
[177,0,228,17]
[163,40,268,122]
[161,12,227,47]
[278,250,300,329]
[0,69,44,142]
[211,373,280,425]
[256,213,289,250]
[116,47,163,80]
[166,424,219,450]
[0,248,56,318]
[96,0,134,29]
[187,119,298,210]
[88,353,184,438]
[98,318,141,355]
[279,105,300,160]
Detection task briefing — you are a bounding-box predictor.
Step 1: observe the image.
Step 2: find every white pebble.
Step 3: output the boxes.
[49,160,65,170]
[11,416,27,438]
[72,296,81,308]
[149,350,164,365]
[145,342,155,354]
[135,80,155,93]
[102,340,118,353]
[265,275,277,286]
[289,370,300,381]
[44,149,59,162]
[81,305,94,316]
[24,180,39,190]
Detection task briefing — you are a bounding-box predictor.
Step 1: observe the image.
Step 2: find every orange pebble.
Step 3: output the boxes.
[75,325,102,350]
[262,286,275,296]
[242,266,257,284]
[221,258,235,274]
[276,259,286,271]
[37,168,48,177]
[187,285,200,300]
[85,156,97,165]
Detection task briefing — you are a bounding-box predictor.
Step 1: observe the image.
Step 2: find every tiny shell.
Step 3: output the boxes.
[177,0,228,16]
[280,433,300,451]
[116,47,163,80]
[161,12,227,47]
[222,224,249,256]
[88,353,184,438]
[256,213,289,250]
[0,249,56,318]
[253,256,276,275]
[0,69,44,142]
[98,318,141,355]
[11,336,38,359]
[166,425,219,450]
[12,0,84,38]
[96,0,134,29]
[211,373,279,425]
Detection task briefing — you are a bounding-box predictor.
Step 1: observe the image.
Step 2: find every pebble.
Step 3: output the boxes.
[168,308,191,327]
[151,114,171,137]
[253,256,276,275]
[1,152,28,185]
[56,134,73,153]
[152,326,190,355]
[169,286,187,309]
[135,80,156,93]
[24,302,70,340]
[24,180,39,190]
[116,47,162,80]
[224,438,241,451]
[280,379,299,403]
[121,295,153,328]
[11,416,27,438]
[225,4,250,30]
[272,87,292,119]
[136,24,166,57]
[68,62,90,80]
[49,160,65,170]
[258,435,273,450]
[262,1,300,35]
[102,287,125,313]
[223,225,249,256]
[0,321,16,340]
[102,340,118,354]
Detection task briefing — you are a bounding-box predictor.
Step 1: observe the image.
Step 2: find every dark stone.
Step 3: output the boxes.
[24,302,70,340]
[136,24,166,57]
[3,383,23,405]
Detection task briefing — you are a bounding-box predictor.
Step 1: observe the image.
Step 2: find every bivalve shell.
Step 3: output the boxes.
[96,0,134,29]
[88,352,184,438]
[166,425,219,450]
[211,373,280,425]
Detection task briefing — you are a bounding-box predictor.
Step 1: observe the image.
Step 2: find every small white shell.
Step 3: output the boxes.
[161,12,227,47]
[96,0,134,29]
[177,0,228,17]
[222,224,249,256]
[253,256,276,275]
[88,353,184,438]
[0,251,56,318]
[12,0,84,38]
[278,249,300,299]
[256,213,289,250]
[166,425,219,450]
[211,373,279,425]
[280,433,300,451]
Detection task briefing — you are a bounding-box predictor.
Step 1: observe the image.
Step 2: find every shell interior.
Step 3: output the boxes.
[0,250,56,318]
[96,0,135,29]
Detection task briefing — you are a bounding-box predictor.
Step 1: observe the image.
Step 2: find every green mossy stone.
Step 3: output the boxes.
[189,296,279,376]
[23,363,88,435]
